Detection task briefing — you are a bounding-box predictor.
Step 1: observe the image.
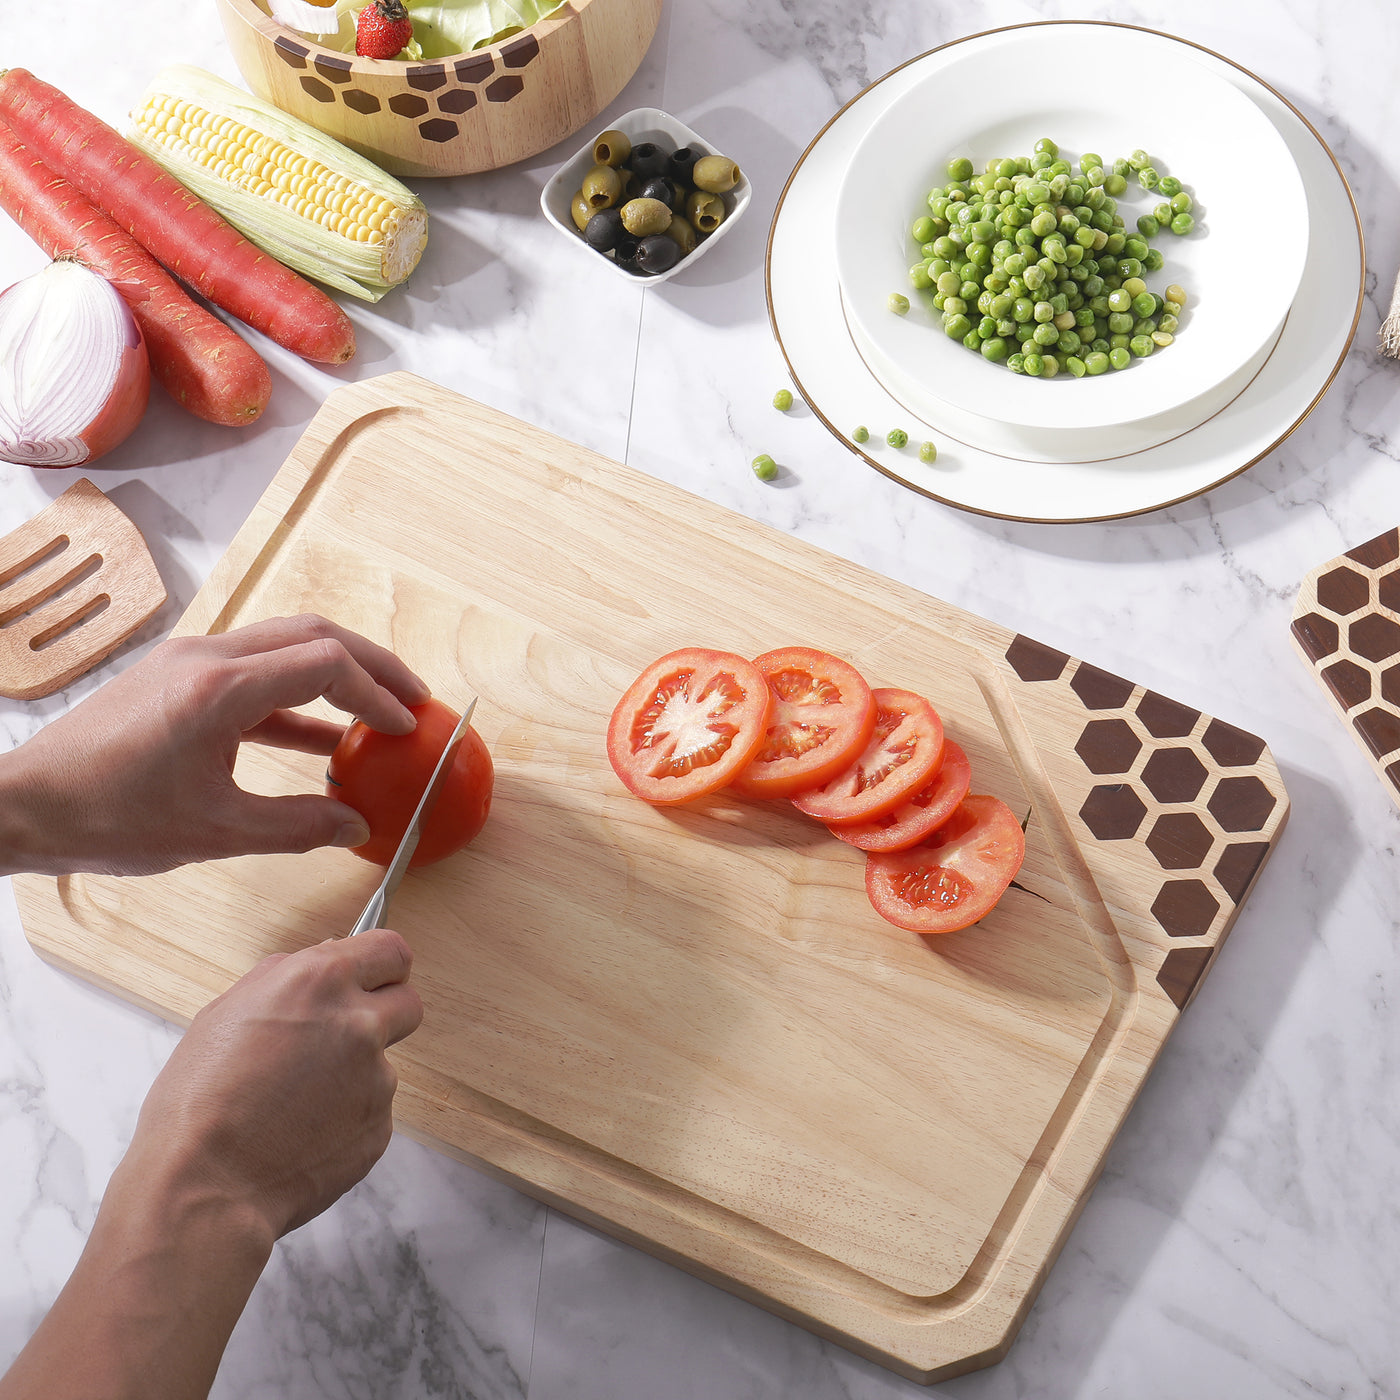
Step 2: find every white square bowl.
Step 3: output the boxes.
[541,107,751,284]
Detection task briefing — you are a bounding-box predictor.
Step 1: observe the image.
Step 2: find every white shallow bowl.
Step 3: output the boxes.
[541,106,751,285]
[834,25,1309,432]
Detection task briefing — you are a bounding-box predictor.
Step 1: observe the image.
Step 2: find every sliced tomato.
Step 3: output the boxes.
[828,740,972,852]
[729,646,877,800]
[607,647,774,804]
[864,794,1026,934]
[790,687,945,825]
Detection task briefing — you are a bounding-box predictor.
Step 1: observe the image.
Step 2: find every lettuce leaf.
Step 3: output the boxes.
[318,0,564,58]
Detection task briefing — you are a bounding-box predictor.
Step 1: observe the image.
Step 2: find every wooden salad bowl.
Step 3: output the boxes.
[214,0,663,177]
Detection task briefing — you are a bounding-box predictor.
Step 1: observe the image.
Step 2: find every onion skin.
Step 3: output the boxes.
[0,261,152,468]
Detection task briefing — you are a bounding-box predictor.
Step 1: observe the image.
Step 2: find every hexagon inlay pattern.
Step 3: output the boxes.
[1293,528,1400,807]
[1080,785,1147,841]
[1141,748,1208,803]
[1075,719,1142,775]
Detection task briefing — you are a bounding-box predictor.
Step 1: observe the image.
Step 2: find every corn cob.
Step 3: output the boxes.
[127,65,426,302]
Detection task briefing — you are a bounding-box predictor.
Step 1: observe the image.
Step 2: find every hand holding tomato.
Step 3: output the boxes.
[327,696,494,866]
[0,614,430,879]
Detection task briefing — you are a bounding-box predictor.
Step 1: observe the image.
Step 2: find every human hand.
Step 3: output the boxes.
[122,928,424,1240]
[1,613,430,877]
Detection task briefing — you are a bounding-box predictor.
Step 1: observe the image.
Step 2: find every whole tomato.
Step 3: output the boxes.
[326,697,493,867]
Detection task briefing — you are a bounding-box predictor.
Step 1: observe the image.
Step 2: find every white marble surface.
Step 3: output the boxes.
[2,0,1398,1395]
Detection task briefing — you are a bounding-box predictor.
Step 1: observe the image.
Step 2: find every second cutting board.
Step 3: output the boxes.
[15,373,1288,1383]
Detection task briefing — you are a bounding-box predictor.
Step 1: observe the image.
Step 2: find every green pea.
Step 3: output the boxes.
[1007,352,1026,373]
[1137,214,1159,238]
[1170,191,1193,214]
[943,312,972,340]
[853,425,869,443]
[918,440,938,463]
[1106,287,1132,313]
[912,215,936,243]
[1032,321,1058,346]
[888,293,911,315]
[1109,346,1131,370]
[943,298,968,319]
[1034,137,1059,157]
[1012,297,1034,322]
[1170,212,1195,235]
[1143,248,1165,271]
[1154,202,1172,226]
[1080,151,1103,172]
[1124,236,1149,260]
[996,158,1018,179]
[1109,333,1130,350]
[1139,166,1160,191]
[977,314,998,339]
[1103,172,1127,196]
[947,156,974,181]
[751,453,778,481]
[909,263,934,290]
[1084,350,1110,375]
[887,428,909,448]
[1129,148,1150,170]
[1129,334,1154,358]
[1132,291,1157,319]
[1040,354,1060,378]
[1022,352,1045,376]
[1122,275,1147,297]
[1159,176,1182,197]
[1159,312,1179,333]
[1133,317,1156,337]
[936,270,961,297]
[1108,311,1134,335]
[1066,354,1087,377]
[773,388,793,411]
[962,328,981,351]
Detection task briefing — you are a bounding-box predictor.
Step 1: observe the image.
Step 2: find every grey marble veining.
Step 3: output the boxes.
[3,0,1399,1396]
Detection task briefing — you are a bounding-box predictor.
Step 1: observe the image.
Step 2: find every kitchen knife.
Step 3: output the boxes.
[346,695,477,936]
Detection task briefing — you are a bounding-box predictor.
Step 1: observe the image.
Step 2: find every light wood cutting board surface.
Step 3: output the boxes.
[15,373,1289,1383]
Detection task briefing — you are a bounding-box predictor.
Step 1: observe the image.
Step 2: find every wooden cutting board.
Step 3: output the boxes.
[15,373,1289,1383]
[1292,526,1400,808]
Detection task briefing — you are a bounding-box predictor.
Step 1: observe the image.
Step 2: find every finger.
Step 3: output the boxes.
[346,927,415,991]
[371,980,424,1048]
[243,709,348,755]
[227,792,371,855]
[215,637,419,738]
[209,616,430,709]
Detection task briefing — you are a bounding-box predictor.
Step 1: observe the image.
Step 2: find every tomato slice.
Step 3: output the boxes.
[607,647,774,804]
[828,739,972,852]
[326,697,494,868]
[728,646,877,799]
[864,794,1026,934]
[789,688,945,825]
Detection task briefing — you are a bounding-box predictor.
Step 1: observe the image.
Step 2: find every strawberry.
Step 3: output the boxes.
[355,0,413,59]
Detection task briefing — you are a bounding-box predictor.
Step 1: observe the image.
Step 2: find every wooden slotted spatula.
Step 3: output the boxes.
[0,478,166,701]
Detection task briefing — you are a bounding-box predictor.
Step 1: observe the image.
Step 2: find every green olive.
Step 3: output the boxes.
[570,190,592,231]
[685,189,725,234]
[591,129,631,167]
[581,164,623,210]
[692,154,740,193]
[620,197,672,236]
[664,214,698,255]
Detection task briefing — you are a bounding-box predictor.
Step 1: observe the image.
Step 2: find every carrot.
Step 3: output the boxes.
[0,121,272,427]
[0,68,356,366]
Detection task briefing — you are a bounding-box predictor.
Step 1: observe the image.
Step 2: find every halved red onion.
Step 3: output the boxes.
[0,259,151,468]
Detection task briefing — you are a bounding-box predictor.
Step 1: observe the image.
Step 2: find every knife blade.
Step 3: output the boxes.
[346,695,478,937]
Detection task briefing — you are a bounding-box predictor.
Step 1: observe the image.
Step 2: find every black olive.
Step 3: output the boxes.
[613,233,641,267]
[666,146,699,182]
[583,206,626,252]
[628,141,670,180]
[634,234,682,275]
[638,176,674,209]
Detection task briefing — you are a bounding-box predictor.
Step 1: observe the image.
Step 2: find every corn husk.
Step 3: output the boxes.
[127,65,427,302]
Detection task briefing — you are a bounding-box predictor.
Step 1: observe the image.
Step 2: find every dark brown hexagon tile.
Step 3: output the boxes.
[1315,564,1370,616]
[389,93,430,117]
[300,75,334,103]
[419,118,459,143]
[314,54,353,83]
[1201,718,1266,768]
[1079,784,1148,841]
[1381,664,1400,708]
[1214,841,1270,903]
[1354,706,1400,759]
[1136,691,1199,738]
[1348,612,1400,664]
[502,33,541,67]
[1146,812,1214,869]
[407,64,449,91]
[1075,718,1142,775]
[455,53,494,82]
[1141,748,1208,804]
[343,89,382,115]
[439,88,478,114]
[1004,636,1069,683]
[1151,882,1220,939]
[1207,776,1278,832]
[1157,945,1214,1009]
[275,35,309,67]
[1346,527,1399,569]
[1322,658,1371,709]
[486,75,525,102]
[1378,569,1400,615]
[1291,611,1340,661]
[1070,663,1135,711]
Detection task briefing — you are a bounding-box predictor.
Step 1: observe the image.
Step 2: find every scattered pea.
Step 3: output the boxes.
[853,425,870,443]
[1170,212,1195,236]
[918,440,938,463]
[751,453,778,481]
[888,292,911,315]
[887,428,909,448]
[773,388,793,411]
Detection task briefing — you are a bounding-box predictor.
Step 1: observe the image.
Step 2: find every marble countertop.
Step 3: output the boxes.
[2,0,1398,1395]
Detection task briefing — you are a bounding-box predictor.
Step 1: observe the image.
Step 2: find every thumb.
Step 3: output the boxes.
[235,793,372,855]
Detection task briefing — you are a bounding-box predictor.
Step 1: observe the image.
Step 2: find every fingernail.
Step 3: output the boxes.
[335,821,370,849]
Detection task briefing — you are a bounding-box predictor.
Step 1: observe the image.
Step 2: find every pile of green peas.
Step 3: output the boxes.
[905,139,1195,378]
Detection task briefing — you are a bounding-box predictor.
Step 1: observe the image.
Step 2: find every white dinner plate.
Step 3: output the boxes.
[767,22,1363,524]
[835,25,1309,433]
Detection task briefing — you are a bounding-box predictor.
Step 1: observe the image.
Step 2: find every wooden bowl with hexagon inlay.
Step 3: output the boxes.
[214,0,663,178]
